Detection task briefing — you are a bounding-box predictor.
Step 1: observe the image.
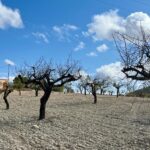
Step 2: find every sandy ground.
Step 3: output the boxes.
[0,91,150,150]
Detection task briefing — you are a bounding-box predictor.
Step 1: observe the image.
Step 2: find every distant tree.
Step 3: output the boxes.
[113,82,123,97]
[98,78,110,95]
[87,76,100,104]
[95,72,111,95]
[77,75,90,95]
[64,82,74,93]
[13,76,26,96]
[76,82,84,94]
[52,85,64,92]
[34,84,40,96]
[108,90,113,96]
[19,58,81,120]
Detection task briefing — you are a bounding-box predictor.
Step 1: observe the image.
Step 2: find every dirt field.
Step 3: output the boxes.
[0,91,150,150]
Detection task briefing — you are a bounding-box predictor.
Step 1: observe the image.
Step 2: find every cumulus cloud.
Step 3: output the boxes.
[32,32,49,43]
[125,12,150,35]
[74,41,85,51]
[86,52,97,57]
[79,70,88,79]
[0,1,23,29]
[87,10,150,41]
[96,62,125,81]
[97,44,108,52]
[4,59,15,66]
[52,24,78,40]
[87,10,125,40]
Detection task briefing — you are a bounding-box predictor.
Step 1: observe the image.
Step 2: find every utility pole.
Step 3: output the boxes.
[7,64,10,85]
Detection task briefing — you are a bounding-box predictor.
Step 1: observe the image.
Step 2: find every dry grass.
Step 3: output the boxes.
[0,91,150,149]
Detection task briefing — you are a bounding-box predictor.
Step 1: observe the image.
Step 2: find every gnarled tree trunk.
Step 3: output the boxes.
[84,87,87,95]
[35,89,39,97]
[39,89,51,120]
[3,87,12,109]
[92,85,97,104]
[93,92,97,104]
[116,88,119,98]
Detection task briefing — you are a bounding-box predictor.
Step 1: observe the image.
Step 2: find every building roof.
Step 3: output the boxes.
[0,79,8,81]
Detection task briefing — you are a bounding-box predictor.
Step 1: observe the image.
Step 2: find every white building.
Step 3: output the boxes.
[0,79,8,90]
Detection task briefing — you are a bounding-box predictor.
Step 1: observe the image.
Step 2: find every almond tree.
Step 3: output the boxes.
[114,27,150,81]
[112,82,123,97]
[19,58,81,120]
[13,76,26,96]
[77,75,90,95]
[87,76,100,104]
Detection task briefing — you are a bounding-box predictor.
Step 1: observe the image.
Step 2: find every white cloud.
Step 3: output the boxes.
[79,70,88,77]
[97,44,108,52]
[53,26,62,34]
[0,1,23,29]
[63,24,78,30]
[74,41,85,51]
[52,24,78,40]
[125,12,150,36]
[96,62,125,81]
[86,52,97,57]
[4,59,15,66]
[32,32,49,43]
[87,10,125,41]
[87,10,150,41]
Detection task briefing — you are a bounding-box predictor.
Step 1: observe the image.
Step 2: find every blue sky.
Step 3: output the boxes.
[1,0,150,79]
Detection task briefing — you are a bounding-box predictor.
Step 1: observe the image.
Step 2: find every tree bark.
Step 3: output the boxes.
[3,96,9,109]
[93,93,97,104]
[92,85,97,104]
[116,88,119,98]
[79,89,82,94]
[35,89,38,97]
[84,87,86,95]
[39,90,51,120]
[100,89,103,95]
[3,87,12,109]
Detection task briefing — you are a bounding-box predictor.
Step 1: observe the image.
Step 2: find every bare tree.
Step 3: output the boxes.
[95,72,111,95]
[87,76,100,104]
[34,84,40,97]
[114,27,150,81]
[98,79,109,95]
[108,90,113,96]
[76,82,84,94]
[64,82,74,93]
[125,79,138,94]
[19,58,81,120]
[113,82,123,97]
[77,75,90,95]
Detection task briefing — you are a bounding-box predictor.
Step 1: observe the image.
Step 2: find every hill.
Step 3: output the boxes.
[127,86,150,97]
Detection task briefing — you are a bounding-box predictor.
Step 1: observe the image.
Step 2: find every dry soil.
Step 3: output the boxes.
[0,91,150,150]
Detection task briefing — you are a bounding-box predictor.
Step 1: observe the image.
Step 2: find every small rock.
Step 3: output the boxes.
[32,125,39,129]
